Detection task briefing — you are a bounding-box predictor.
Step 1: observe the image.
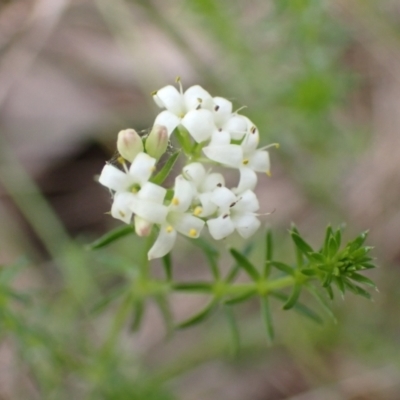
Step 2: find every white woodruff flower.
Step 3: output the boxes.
[130,176,205,259]
[117,129,143,162]
[153,81,215,141]
[182,162,224,217]
[207,187,261,240]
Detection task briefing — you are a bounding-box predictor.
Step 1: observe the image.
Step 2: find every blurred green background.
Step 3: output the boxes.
[0,0,400,399]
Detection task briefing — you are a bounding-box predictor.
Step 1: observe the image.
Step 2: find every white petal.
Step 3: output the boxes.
[170,175,195,212]
[129,152,156,185]
[153,110,181,136]
[130,198,168,224]
[198,192,218,217]
[207,215,235,240]
[234,189,260,213]
[233,168,257,194]
[111,192,135,223]
[153,85,184,115]
[202,144,243,168]
[148,225,177,260]
[223,115,248,140]
[184,85,213,111]
[213,97,232,126]
[209,129,231,146]
[249,150,270,173]
[98,164,131,192]
[181,109,215,143]
[241,129,260,154]
[232,213,261,239]
[182,162,206,188]
[211,187,237,209]
[138,182,166,203]
[168,212,205,237]
[200,173,225,193]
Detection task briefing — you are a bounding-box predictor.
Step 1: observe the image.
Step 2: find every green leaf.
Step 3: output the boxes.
[87,225,134,250]
[270,261,295,275]
[271,291,323,324]
[162,253,172,281]
[90,286,127,315]
[328,236,339,258]
[131,300,146,332]
[264,229,273,277]
[306,285,337,323]
[308,252,325,264]
[291,232,314,259]
[343,279,372,299]
[225,243,253,283]
[154,295,173,336]
[172,282,213,293]
[300,268,318,276]
[323,225,334,255]
[333,277,345,296]
[325,285,334,300]
[223,289,257,305]
[151,150,180,185]
[335,228,342,249]
[224,306,240,355]
[349,272,377,288]
[347,231,368,252]
[176,299,218,329]
[283,284,302,310]
[260,296,274,342]
[229,249,260,281]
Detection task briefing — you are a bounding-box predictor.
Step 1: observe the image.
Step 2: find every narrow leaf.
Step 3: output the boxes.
[349,272,377,288]
[229,249,260,281]
[224,306,240,355]
[347,231,368,252]
[154,295,173,336]
[323,225,334,255]
[328,236,339,258]
[172,282,213,293]
[271,291,323,324]
[291,232,314,260]
[225,243,253,283]
[260,296,274,342]
[131,300,145,332]
[223,289,257,305]
[343,279,372,299]
[264,229,273,277]
[306,285,337,323]
[90,286,127,315]
[188,237,220,279]
[283,284,302,310]
[162,252,172,281]
[176,299,218,329]
[270,261,295,276]
[151,151,180,185]
[87,225,134,250]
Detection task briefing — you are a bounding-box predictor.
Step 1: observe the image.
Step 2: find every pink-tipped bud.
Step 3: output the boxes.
[145,125,168,160]
[117,129,143,162]
[134,216,152,237]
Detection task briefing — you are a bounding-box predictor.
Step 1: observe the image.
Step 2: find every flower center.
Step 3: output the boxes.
[189,228,198,237]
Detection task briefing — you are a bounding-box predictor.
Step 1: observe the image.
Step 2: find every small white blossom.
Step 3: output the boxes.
[207,187,261,240]
[130,176,204,259]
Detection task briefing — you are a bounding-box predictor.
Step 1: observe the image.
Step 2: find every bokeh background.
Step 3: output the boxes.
[1,0,400,399]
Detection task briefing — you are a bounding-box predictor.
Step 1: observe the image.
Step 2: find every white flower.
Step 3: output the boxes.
[202,126,275,193]
[182,162,225,217]
[130,175,205,259]
[207,187,261,240]
[98,152,156,223]
[153,83,216,142]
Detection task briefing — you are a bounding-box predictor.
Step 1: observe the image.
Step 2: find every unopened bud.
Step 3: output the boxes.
[117,129,143,162]
[145,125,168,160]
[134,216,152,237]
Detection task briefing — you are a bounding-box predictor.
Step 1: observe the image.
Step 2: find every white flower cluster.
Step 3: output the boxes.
[99,80,277,260]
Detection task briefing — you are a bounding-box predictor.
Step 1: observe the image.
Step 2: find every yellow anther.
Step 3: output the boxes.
[266,170,271,177]
[171,197,180,206]
[193,206,202,216]
[189,228,197,237]
[179,112,185,118]
[119,211,126,217]
[175,76,181,83]
[242,159,249,165]
[275,143,280,149]
[131,186,138,193]
[166,225,174,233]
[151,90,157,96]
[117,156,126,165]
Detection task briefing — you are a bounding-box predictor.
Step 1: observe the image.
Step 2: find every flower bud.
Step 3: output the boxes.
[117,129,143,162]
[145,125,168,160]
[134,216,152,237]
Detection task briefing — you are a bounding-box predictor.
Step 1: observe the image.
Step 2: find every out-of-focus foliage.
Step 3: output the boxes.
[1,0,400,399]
